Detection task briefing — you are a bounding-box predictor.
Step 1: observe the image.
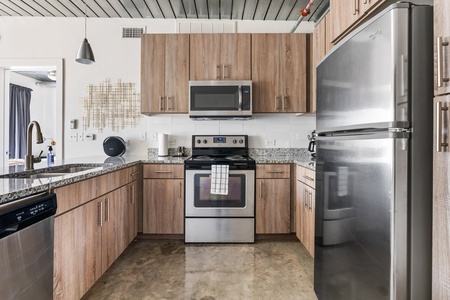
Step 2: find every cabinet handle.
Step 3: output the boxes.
[223,64,230,79]
[283,96,289,110]
[308,191,312,211]
[436,101,449,152]
[159,96,165,111]
[216,65,221,79]
[304,189,308,208]
[266,170,284,173]
[130,171,139,177]
[353,0,359,15]
[259,181,264,198]
[131,184,135,204]
[303,175,314,182]
[97,201,103,227]
[179,181,182,198]
[275,96,281,110]
[154,170,173,173]
[363,0,368,4]
[105,198,110,222]
[437,37,449,88]
[167,96,173,111]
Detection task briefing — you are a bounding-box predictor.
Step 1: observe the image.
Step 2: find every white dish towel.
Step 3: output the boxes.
[210,165,229,195]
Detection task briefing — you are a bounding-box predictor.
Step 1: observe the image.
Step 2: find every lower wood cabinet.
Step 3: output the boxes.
[53,199,102,300]
[142,164,184,234]
[53,166,140,300]
[256,164,291,234]
[296,164,316,257]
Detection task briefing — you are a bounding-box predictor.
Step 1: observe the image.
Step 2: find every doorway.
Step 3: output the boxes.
[0,58,64,167]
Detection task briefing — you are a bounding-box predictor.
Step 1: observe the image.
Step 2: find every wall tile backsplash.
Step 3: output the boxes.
[147,113,316,149]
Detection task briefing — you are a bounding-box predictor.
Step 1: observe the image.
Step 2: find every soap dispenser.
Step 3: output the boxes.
[47,146,55,166]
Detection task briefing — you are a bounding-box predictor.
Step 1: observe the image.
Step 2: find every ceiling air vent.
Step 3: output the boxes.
[122,27,144,38]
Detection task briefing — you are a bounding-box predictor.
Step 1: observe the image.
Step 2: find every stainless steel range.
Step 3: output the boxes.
[184,135,255,243]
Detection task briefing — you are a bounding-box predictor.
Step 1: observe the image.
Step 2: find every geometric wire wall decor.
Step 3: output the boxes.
[81,78,141,132]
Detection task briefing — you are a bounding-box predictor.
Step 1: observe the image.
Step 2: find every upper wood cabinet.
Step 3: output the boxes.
[310,16,328,114]
[189,34,251,80]
[329,0,360,43]
[329,0,387,44]
[252,34,307,113]
[141,34,189,114]
[434,0,450,96]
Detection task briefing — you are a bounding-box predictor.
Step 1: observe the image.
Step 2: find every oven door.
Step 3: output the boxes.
[185,169,255,217]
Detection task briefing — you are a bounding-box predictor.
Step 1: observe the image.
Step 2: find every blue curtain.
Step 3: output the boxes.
[9,84,32,159]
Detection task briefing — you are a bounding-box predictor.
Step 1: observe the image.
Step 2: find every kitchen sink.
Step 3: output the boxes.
[0,164,106,179]
[45,166,100,174]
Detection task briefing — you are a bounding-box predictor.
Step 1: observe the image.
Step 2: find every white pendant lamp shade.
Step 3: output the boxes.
[76,3,95,65]
[76,38,95,64]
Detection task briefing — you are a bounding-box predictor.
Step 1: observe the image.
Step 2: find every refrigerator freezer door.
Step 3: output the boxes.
[314,133,408,300]
[316,5,410,133]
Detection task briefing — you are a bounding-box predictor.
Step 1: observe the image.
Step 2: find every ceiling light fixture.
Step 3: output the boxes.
[76,2,95,64]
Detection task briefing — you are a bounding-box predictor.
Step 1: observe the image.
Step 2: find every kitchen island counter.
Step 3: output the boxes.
[0,154,188,204]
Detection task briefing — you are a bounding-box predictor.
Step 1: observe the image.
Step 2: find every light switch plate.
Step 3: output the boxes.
[77,132,83,141]
[139,132,146,142]
[70,133,78,142]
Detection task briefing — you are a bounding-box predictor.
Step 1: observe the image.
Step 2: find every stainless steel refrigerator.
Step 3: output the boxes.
[314,3,433,300]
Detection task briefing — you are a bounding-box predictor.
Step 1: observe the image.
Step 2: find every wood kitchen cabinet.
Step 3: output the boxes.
[328,0,387,44]
[143,164,184,234]
[53,166,139,299]
[310,15,329,113]
[433,1,450,298]
[53,199,102,300]
[189,34,251,80]
[252,34,307,113]
[141,34,189,114]
[434,0,450,96]
[256,164,291,234]
[296,164,315,257]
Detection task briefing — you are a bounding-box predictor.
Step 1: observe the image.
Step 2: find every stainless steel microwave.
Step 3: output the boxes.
[189,80,252,120]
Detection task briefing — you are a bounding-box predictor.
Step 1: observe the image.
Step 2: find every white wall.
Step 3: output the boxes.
[0,17,315,159]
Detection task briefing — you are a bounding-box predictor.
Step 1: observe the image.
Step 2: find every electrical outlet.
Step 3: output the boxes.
[84,133,94,141]
[169,139,176,146]
[70,133,78,142]
[150,132,157,142]
[77,132,83,141]
[265,139,276,146]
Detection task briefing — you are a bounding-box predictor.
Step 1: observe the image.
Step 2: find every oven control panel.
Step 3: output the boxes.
[193,135,247,148]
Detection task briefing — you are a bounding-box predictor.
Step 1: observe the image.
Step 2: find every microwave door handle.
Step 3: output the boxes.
[238,86,243,110]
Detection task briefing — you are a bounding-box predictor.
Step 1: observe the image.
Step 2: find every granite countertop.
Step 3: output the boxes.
[0,149,314,204]
[0,154,188,204]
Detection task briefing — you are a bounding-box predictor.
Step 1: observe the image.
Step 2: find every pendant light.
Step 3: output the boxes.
[76,1,95,64]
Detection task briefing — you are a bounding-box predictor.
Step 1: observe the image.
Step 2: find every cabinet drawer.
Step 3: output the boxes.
[256,164,290,179]
[128,164,142,182]
[296,165,315,187]
[143,164,184,179]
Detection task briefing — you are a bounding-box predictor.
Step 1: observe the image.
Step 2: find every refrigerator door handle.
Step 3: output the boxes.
[436,101,449,152]
[400,55,407,96]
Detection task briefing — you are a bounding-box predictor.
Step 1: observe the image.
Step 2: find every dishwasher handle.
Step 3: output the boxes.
[0,192,57,239]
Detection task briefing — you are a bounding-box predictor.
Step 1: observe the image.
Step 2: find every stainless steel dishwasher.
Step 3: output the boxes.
[0,192,57,300]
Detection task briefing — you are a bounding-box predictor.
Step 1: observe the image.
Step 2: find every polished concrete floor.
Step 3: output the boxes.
[82,236,317,300]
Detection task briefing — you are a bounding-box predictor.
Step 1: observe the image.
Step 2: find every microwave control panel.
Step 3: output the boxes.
[242,86,251,111]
